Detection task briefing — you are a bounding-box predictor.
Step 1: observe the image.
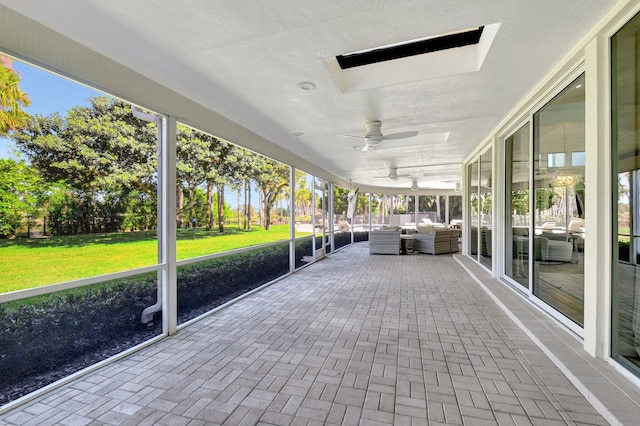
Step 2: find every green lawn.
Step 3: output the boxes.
[0,225,297,294]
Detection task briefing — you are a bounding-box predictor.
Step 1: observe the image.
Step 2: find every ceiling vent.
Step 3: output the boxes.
[336,27,484,70]
[325,23,500,92]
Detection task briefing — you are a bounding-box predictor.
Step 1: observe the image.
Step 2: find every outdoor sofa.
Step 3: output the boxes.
[413,228,460,255]
[369,229,401,255]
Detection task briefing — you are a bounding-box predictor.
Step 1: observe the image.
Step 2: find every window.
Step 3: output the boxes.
[612,11,640,375]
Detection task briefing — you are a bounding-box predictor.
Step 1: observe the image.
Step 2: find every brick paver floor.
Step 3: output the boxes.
[0,243,608,425]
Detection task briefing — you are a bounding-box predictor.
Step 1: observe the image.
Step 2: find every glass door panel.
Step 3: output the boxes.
[612,12,640,373]
[314,178,329,254]
[469,162,480,258]
[505,124,531,288]
[480,149,493,269]
[533,74,585,326]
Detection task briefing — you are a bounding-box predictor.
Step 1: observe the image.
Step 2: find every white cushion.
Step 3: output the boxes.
[416,224,434,234]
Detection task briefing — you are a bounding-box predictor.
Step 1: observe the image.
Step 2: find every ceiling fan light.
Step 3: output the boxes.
[550,172,577,187]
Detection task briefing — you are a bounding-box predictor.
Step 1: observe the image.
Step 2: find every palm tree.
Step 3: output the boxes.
[0,56,31,135]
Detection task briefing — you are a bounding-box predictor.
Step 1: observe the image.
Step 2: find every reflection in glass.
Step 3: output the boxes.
[533,73,585,326]
[480,149,493,269]
[505,124,530,288]
[613,12,640,374]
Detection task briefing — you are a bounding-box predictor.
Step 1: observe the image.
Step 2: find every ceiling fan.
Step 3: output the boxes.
[372,167,412,181]
[387,167,412,181]
[341,120,418,151]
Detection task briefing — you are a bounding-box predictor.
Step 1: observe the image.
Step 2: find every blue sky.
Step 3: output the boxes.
[0,59,100,158]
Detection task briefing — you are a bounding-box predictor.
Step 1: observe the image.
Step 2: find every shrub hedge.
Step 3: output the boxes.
[334,232,351,250]
[354,231,369,242]
[0,273,160,404]
[177,242,290,323]
[295,236,313,269]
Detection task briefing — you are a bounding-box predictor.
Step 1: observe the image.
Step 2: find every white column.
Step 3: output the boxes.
[162,116,178,335]
[445,195,450,227]
[289,166,295,273]
[583,35,611,358]
[368,193,372,232]
[328,182,335,252]
[462,165,468,256]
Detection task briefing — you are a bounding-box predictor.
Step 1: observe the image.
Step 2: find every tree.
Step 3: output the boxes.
[294,171,312,218]
[176,125,210,228]
[210,140,233,233]
[122,189,156,231]
[0,159,45,237]
[13,97,158,233]
[333,186,349,220]
[253,157,290,231]
[175,125,234,232]
[354,192,369,223]
[0,56,31,135]
[511,190,529,215]
[226,148,260,231]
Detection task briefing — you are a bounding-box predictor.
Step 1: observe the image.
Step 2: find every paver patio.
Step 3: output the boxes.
[0,243,609,425]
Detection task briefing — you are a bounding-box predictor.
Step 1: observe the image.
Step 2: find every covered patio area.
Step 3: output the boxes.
[2,243,633,425]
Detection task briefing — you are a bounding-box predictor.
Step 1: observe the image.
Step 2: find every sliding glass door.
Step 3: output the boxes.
[469,162,479,257]
[532,74,585,327]
[505,124,530,288]
[479,149,493,269]
[612,11,640,375]
[467,150,492,271]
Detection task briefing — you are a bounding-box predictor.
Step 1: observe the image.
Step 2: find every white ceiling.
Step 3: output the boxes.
[0,0,619,192]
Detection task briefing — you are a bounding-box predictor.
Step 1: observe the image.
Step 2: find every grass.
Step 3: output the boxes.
[0,225,298,294]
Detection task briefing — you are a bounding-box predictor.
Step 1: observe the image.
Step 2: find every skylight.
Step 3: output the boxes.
[325,23,501,92]
[336,27,485,70]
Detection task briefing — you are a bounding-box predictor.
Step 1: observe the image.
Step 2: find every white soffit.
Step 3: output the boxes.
[325,23,500,93]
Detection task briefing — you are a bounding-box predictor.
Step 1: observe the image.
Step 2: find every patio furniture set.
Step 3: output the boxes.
[369,226,461,256]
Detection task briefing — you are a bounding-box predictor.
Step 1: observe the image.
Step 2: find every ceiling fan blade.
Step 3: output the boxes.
[339,134,364,139]
[382,130,419,140]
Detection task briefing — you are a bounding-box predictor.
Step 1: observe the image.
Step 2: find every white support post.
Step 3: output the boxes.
[132,108,176,333]
[368,193,372,232]
[328,182,334,252]
[289,166,295,273]
[584,35,611,358]
[461,167,467,256]
[162,116,178,336]
[445,195,450,227]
